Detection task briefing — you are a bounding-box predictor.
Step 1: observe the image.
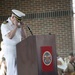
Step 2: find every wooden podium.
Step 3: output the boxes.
[16,35,58,75]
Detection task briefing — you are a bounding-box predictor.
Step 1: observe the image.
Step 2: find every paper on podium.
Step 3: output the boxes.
[57,64,67,71]
[57,57,67,71]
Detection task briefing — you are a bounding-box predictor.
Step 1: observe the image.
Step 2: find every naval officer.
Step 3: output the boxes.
[1,9,27,75]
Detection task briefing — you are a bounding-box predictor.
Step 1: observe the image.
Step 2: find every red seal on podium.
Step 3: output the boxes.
[43,51,52,66]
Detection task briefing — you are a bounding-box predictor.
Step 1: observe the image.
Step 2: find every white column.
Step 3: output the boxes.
[73,0,75,53]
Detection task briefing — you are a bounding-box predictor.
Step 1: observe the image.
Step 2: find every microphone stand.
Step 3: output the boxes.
[26,25,33,35]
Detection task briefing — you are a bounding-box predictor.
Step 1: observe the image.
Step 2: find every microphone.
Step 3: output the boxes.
[49,33,51,35]
[26,25,33,35]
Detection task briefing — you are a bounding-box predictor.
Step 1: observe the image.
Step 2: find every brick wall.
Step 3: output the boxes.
[0,0,73,57]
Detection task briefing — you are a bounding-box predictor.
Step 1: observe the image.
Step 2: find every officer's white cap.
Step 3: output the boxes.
[12,9,25,18]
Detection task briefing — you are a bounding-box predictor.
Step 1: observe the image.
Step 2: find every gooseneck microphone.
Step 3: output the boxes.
[26,25,33,35]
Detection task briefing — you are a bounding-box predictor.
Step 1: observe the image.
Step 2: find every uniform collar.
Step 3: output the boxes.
[7,17,13,26]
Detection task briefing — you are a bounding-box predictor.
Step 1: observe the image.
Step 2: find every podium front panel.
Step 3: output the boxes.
[16,35,58,75]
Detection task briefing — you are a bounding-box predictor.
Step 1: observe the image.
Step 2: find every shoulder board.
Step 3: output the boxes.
[3,21,8,24]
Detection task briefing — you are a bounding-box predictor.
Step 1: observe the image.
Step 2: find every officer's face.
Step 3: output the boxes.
[13,16,18,25]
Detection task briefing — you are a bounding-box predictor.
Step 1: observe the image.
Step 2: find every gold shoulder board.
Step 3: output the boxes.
[3,21,8,24]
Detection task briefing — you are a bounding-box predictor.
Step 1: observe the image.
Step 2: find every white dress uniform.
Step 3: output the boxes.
[1,9,25,75]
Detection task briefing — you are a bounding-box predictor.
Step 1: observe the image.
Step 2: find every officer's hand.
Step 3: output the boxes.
[14,20,18,27]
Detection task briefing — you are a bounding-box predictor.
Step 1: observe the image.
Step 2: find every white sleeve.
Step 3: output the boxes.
[1,23,11,36]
